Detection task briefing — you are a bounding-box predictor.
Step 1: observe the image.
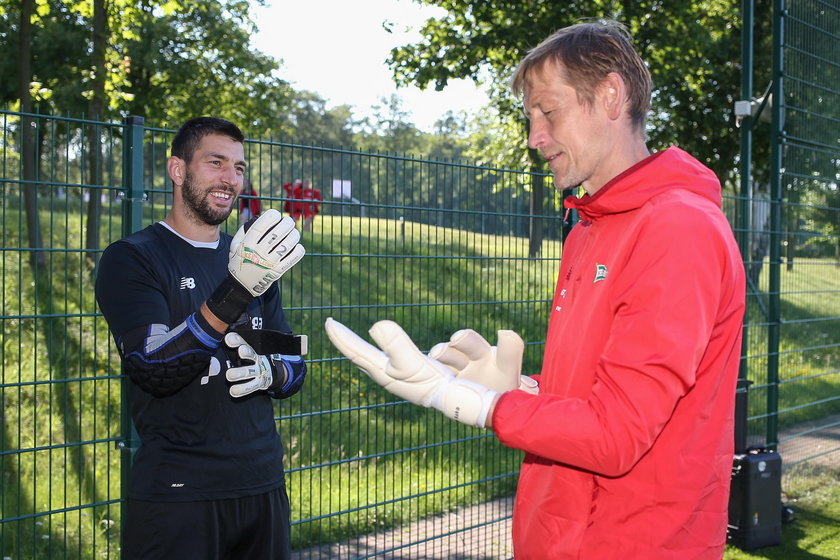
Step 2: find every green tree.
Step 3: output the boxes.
[389,0,761,181]
[388,0,774,253]
[275,89,358,148]
[0,0,129,112]
[120,0,291,130]
[1,0,296,265]
[356,94,431,155]
[16,0,46,268]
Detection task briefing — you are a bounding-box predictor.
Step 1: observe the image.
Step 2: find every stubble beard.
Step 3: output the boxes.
[551,157,587,193]
[553,171,583,193]
[181,169,237,226]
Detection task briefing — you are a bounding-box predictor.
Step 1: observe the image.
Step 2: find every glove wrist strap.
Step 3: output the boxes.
[474,389,496,429]
[432,378,498,429]
[267,356,287,393]
[206,275,253,325]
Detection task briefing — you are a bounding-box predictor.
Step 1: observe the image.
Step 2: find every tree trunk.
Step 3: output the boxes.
[85,0,108,263]
[525,120,543,258]
[18,0,46,268]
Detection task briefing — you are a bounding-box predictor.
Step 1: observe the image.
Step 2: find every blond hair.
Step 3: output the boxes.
[511,20,652,131]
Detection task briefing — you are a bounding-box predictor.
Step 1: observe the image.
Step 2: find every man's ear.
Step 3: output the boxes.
[167,156,185,186]
[601,72,625,121]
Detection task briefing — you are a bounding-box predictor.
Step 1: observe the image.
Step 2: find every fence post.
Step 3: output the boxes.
[766,0,784,450]
[737,0,754,390]
[119,115,145,553]
[121,115,145,236]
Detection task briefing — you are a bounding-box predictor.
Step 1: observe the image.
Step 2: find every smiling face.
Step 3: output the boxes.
[171,133,246,226]
[524,61,621,195]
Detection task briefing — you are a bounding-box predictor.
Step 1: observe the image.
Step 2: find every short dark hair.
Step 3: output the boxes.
[170,117,245,163]
[511,20,652,132]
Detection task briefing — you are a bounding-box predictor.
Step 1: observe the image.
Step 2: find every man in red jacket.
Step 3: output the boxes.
[325,20,745,560]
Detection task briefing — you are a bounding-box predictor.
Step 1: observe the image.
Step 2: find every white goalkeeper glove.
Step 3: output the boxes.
[429,329,538,395]
[324,318,498,428]
[224,332,284,397]
[228,209,304,296]
[206,209,305,324]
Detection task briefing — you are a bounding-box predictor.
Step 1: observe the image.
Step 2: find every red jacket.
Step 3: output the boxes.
[493,147,745,559]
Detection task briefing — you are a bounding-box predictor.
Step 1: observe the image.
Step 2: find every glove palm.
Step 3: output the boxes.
[229,209,305,296]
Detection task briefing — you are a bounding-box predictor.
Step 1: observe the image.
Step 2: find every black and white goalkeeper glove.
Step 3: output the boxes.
[206,209,305,325]
[224,332,305,398]
[324,318,498,428]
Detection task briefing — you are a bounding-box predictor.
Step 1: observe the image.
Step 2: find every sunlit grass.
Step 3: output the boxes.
[2,208,122,559]
[724,463,840,559]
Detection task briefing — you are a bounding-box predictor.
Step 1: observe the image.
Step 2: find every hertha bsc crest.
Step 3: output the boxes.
[594,264,608,283]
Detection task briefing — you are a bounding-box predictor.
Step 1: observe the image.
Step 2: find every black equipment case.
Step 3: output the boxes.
[727,448,782,550]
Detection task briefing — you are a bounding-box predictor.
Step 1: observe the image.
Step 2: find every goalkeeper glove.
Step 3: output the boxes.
[324,318,498,428]
[206,209,305,325]
[224,332,306,398]
[429,329,538,395]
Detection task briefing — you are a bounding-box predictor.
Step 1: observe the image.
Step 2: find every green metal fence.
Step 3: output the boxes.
[1,111,125,560]
[738,0,840,477]
[1,110,567,559]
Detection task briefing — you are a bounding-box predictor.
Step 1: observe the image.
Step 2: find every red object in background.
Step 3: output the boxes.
[283,180,321,222]
[239,187,261,219]
[282,182,300,220]
[302,186,322,219]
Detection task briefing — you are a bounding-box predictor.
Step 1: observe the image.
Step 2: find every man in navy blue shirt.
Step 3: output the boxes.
[96,117,306,559]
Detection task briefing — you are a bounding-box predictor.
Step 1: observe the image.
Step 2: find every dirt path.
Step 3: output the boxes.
[291,497,513,560]
[777,412,840,472]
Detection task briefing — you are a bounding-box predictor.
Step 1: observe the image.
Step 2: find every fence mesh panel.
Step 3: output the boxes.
[742,0,840,482]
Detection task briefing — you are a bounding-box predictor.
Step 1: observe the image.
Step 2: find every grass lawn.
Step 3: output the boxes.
[725,470,840,559]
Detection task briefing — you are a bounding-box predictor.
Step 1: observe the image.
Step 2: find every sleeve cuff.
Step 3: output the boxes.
[188,312,224,347]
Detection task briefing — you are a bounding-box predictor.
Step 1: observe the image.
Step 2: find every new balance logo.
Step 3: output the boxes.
[180,277,196,290]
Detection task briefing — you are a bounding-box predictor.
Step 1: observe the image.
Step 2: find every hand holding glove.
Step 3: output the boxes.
[224,332,307,398]
[324,318,498,428]
[224,332,283,397]
[430,329,538,395]
[207,209,305,324]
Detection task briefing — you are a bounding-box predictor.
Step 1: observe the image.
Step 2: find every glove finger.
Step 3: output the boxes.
[496,330,525,376]
[229,377,261,398]
[226,364,258,383]
[428,341,448,360]
[229,224,246,259]
[518,375,539,395]
[237,342,258,363]
[224,332,247,349]
[324,318,390,384]
[270,243,305,277]
[368,321,434,381]
[250,214,299,261]
[238,210,284,261]
[428,342,469,370]
[241,209,284,243]
[448,329,493,361]
[267,224,300,257]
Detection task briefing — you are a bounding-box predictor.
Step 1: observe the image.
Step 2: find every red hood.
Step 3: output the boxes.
[564,147,722,221]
